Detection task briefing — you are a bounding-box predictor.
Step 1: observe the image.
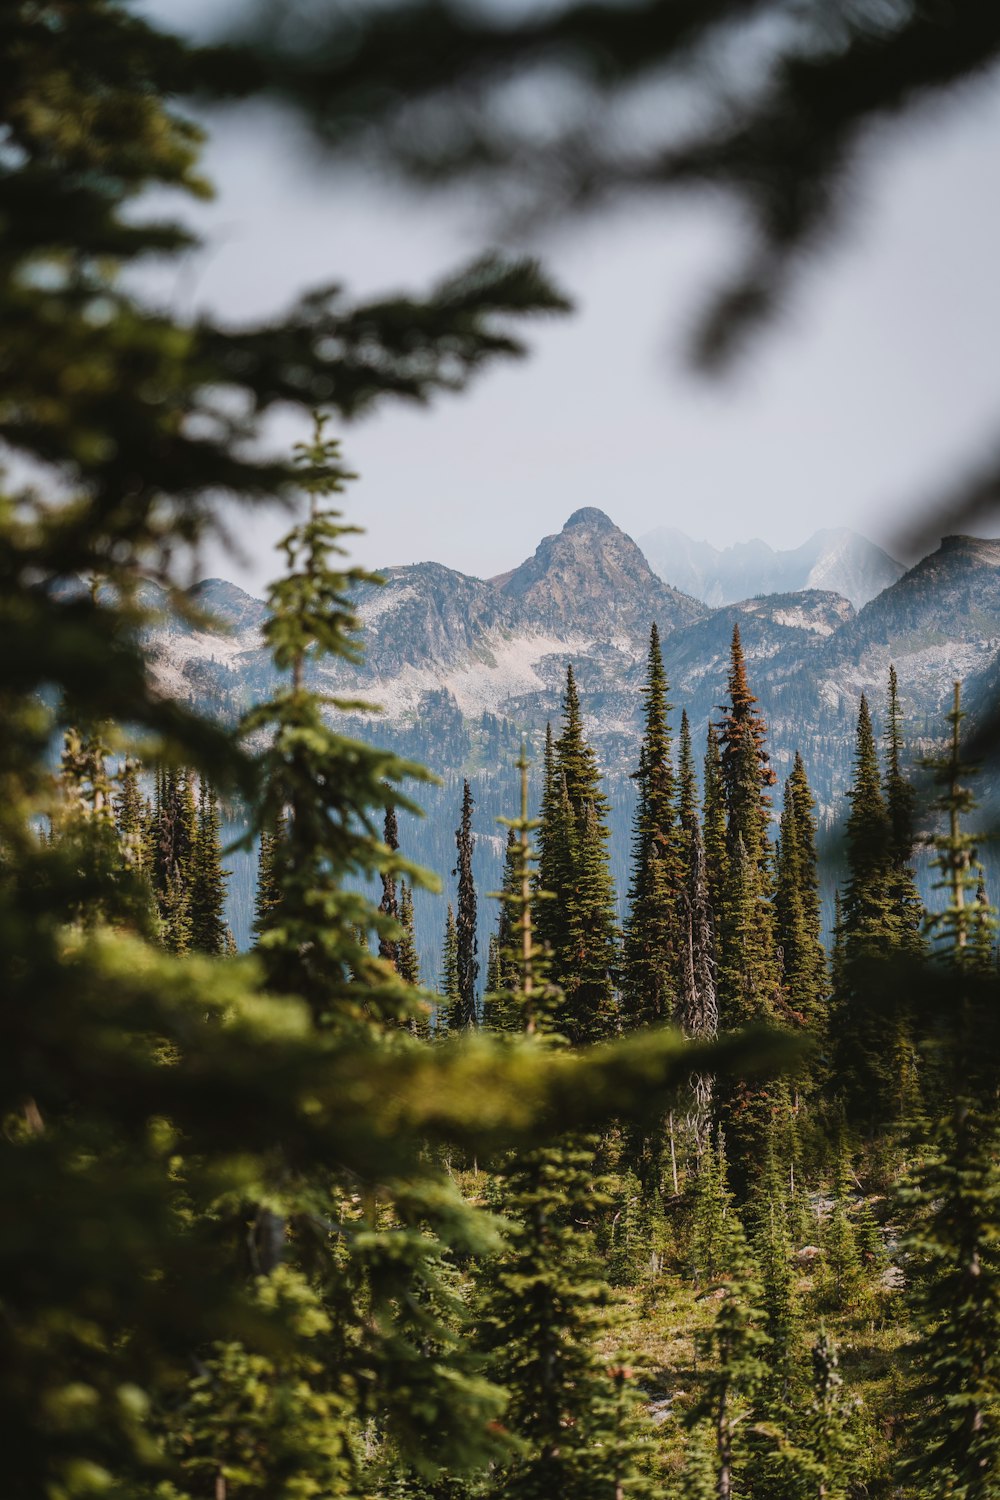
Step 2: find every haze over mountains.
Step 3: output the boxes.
[148,509,1000,958]
[639,526,905,610]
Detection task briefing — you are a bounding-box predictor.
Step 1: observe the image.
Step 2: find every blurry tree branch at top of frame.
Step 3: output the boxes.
[209,1,1000,372]
[194,0,1000,733]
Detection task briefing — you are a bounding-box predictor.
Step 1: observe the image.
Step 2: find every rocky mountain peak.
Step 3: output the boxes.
[498,508,702,638]
[563,506,618,532]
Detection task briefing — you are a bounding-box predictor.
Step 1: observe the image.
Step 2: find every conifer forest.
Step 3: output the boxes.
[6,3,1000,1498]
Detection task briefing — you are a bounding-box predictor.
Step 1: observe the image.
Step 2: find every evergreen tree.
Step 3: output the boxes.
[534,722,562,961]
[689,1131,742,1288]
[452,778,479,1029]
[677,817,719,1149]
[538,666,619,1043]
[774,754,827,1032]
[703,723,730,923]
[379,803,401,967]
[749,1146,798,1386]
[895,684,1000,1498]
[832,694,907,1127]
[714,625,780,1032]
[840,695,895,957]
[188,776,229,955]
[483,829,522,1032]
[687,1220,771,1500]
[251,811,286,949]
[114,757,147,870]
[922,682,997,970]
[883,664,925,957]
[476,754,649,1499]
[622,622,680,1028]
[397,881,421,989]
[440,902,462,1032]
[677,707,699,880]
[717,624,776,879]
[224,422,514,1486]
[899,1103,1000,1499]
[796,1328,861,1500]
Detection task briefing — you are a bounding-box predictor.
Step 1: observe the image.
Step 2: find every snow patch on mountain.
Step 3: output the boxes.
[357,629,599,721]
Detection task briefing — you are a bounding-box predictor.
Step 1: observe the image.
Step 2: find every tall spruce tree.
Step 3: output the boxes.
[452,778,479,1029]
[678,818,719,1150]
[379,803,401,968]
[440,902,462,1032]
[188,776,228,955]
[897,683,1000,1500]
[712,629,786,1193]
[677,707,699,882]
[833,694,911,1127]
[476,755,649,1499]
[114,757,147,870]
[225,422,517,1488]
[715,626,779,1030]
[687,1219,771,1500]
[703,722,730,924]
[251,811,286,949]
[539,665,619,1043]
[483,829,521,1033]
[396,882,421,989]
[883,665,925,957]
[774,753,827,1033]
[622,623,681,1029]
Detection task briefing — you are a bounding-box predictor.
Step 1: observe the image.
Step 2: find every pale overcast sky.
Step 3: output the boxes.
[138,1,1000,594]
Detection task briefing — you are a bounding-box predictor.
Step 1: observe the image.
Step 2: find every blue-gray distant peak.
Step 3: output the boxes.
[638,525,904,611]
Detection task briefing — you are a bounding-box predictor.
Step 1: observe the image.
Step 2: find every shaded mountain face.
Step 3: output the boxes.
[146,521,1000,831]
[496,506,703,638]
[639,525,904,610]
[145,522,1000,963]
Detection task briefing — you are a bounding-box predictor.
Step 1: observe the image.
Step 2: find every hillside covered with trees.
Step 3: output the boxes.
[6,2,1000,1498]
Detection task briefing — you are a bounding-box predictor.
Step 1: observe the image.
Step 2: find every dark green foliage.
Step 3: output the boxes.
[440,902,462,1031]
[689,1131,741,1289]
[687,1221,771,1500]
[480,1140,649,1500]
[536,666,619,1043]
[833,694,916,1128]
[749,1147,798,1385]
[483,829,519,1031]
[476,758,649,1498]
[922,682,997,971]
[715,626,779,1030]
[899,1104,1000,1499]
[677,707,699,881]
[884,665,926,958]
[243,422,437,1035]
[702,722,730,921]
[453,779,479,1029]
[114,757,146,866]
[379,803,401,966]
[775,754,827,1033]
[622,623,681,1029]
[841,695,895,956]
[188,777,229,955]
[397,882,422,989]
[252,811,286,948]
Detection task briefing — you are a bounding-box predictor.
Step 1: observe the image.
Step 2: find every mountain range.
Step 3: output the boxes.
[145,509,1000,962]
[638,526,905,610]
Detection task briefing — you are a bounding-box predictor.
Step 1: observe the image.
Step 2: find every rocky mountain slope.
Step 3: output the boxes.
[639,525,904,610]
[144,514,1000,962]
